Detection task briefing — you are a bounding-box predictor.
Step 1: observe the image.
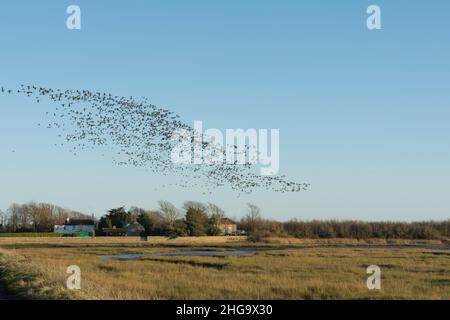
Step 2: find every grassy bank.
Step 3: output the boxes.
[0,232,88,238]
[0,236,446,247]
[0,248,85,299]
[0,237,449,300]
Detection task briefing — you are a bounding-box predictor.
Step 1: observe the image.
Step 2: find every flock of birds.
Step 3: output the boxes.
[1,84,309,194]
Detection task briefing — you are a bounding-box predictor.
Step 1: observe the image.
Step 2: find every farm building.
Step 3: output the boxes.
[54,218,96,234]
[102,227,127,236]
[218,218,238,235]
[125,222,145,236]
[102,222,145,236]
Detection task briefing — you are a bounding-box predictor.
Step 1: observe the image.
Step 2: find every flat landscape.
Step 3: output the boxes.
[0,236,449,300]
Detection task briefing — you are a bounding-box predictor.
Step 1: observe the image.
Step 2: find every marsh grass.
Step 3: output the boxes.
[0,237,449,300]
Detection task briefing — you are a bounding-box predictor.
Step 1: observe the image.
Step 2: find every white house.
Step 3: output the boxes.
[54,218,96,233]
[54,224,95,233]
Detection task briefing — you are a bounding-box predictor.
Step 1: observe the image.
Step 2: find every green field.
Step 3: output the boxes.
[0,237,449,300]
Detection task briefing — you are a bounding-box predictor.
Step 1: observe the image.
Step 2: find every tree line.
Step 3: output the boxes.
[251,219,450,241]
[96,201,450,240]
[1,201,449,240]
[0,202,92,232]
[97,201,235,237]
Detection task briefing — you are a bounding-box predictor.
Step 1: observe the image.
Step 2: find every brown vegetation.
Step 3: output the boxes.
[0,237,448,300]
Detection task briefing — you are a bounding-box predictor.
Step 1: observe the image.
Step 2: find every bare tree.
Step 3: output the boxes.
[245,203,262,232]
[0,209,5,229]
[158,200,180,230]
[37,203,58,231]
[7,203,22,232]
[208,203,225,226]
[4,202,92,232]
[129,206,144,222]
[53,207,71,225]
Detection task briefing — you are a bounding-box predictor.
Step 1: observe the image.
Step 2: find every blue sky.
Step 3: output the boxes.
[0,1,449,221]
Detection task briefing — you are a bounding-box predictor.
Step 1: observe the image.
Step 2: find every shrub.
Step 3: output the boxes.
[247,230,271,243]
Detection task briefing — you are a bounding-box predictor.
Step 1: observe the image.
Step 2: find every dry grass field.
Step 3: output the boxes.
[0,236,449,300]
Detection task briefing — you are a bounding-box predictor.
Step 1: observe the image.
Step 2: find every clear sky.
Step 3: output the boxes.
[0,1,449,221]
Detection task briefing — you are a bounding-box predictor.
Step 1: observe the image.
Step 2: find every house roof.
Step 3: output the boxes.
[102,228,126,233]
[220,218,236,225]
[126,222,145,230]
[66,219,96,226]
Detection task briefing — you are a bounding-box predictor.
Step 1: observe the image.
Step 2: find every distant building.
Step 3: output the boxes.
[54,218,96,233]
[102,223,145,237]
[218,218,238,235]
[125,222,145,236]
[102,227,127,236]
